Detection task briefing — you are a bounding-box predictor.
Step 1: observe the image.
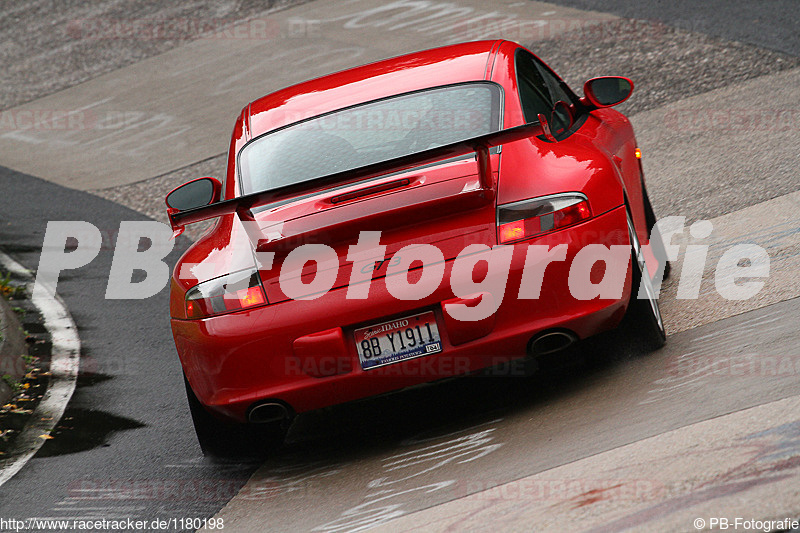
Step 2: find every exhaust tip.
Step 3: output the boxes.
[530,330,578,356]
[248,402,290,424]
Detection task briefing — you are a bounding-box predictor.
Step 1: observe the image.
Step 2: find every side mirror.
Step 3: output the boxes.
[582,76,634,108]
[165,177,222,236]
[166,177,221,211]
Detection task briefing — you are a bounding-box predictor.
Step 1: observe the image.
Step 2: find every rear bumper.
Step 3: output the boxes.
[172,205,631,422]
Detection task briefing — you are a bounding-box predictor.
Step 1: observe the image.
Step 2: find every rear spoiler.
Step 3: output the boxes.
[168,116,553,245]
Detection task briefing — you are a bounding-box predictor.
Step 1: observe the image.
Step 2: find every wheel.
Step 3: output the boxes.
[184,374,287,458]
[625,211,666,352]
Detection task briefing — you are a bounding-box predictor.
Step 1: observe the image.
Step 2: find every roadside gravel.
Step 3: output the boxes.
[91,18,799,231]
[0,0,309,112]
[532,19,799,116]
[1,0,307,241]
[93,155,225,240]
[5,6,797,231]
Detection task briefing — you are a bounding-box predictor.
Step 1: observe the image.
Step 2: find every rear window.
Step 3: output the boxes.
[239,82,503,194]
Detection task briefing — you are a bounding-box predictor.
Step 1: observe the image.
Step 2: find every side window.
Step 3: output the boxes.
[516,52,553,124]
[515,49,581,137]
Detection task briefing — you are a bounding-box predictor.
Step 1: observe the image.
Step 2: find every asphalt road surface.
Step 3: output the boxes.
[544,0,800,55]
[0,171,248,523]
[0,0,799,531]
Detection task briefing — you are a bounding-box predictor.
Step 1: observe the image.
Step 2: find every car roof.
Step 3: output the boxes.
[245,40,505,139]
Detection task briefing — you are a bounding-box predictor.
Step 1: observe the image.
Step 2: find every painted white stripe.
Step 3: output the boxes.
[0,250,80,488]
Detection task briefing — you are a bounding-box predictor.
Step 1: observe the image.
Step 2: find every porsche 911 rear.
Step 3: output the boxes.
[170,177,630,422]
[167,40,665,456]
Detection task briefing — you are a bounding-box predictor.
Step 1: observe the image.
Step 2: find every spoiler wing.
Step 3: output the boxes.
[168,116,553,243]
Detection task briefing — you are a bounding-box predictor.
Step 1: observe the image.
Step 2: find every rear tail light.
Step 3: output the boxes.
[497,193,591,244]
[185,269,267,319]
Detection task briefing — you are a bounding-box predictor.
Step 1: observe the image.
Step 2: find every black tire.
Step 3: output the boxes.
[625,212,667,353]
[641,183,671,280]
[184,375,287,458]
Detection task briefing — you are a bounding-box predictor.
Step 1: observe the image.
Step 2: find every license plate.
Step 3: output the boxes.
[355,311,442,370]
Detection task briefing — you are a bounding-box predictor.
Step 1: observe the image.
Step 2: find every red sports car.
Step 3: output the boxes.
[166,39,667,456]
